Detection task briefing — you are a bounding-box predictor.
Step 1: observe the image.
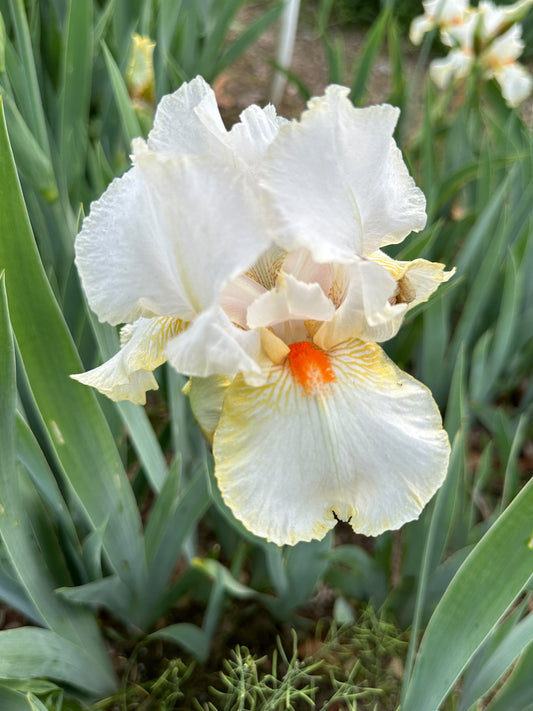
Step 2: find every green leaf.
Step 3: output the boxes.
[142,464,210,627]
[350,6,391,106]
[0,92,57,202]
[0,628,114,696]
[58,0,93,199]
[485,642,533,711]
[149,624,209,661]
[192,558,256,600]
[459,613,533,711]
[401,478,533,711]
[0,10,6,73]
[0,272,115,696]
[101,39,142,145]
[218,4,283,78]
[0,686,39,711]
[15,414,79,548]
[6,0,50,152]
[88,314,168,492]
[0,98,147,615]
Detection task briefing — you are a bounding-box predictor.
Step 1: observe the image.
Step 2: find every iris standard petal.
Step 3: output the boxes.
[76,153,270,326]
[261,85,426,261]
[213,338,450,545]
[71,317,185,404]
[247,272,335,330]
[165,306,263,379]
[226,104,288,169]
[145,75,229,157]
[314,258,406,349]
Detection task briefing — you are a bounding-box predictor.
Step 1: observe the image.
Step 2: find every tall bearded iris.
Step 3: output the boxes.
[411,0,533,107]
[73,77,452,546]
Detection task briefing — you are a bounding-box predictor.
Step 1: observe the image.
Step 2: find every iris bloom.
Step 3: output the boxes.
[411,0,533,106]
[409,0,469,45]
[73,77,452,546]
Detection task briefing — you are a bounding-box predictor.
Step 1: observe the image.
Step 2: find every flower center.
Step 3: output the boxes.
[287,341,336,394]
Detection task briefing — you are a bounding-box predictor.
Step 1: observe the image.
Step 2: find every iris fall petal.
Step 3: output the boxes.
[214,338,450,545]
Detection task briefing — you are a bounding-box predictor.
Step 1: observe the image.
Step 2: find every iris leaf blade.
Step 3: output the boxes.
[401,478,533,711]
[0,97,147,609]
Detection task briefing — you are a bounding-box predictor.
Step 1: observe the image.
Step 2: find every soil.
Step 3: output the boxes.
[214,2,420,124]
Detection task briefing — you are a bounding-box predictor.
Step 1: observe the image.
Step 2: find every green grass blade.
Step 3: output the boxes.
[0,98,147,605]
[401,478,533,711]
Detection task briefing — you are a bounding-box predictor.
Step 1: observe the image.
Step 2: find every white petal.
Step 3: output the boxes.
[282,248,336,296]
[166,307,263,379]
[71,317,185,404]
[494,62,533,106]
[484,25,525,64]
[370,250,455,311]
[213,339,450,545]
[245,244,287,290]
[220,275,266,328]
[226,104,288,168]
[423,0,469,22]
[146,76,229,157]
[247,272,335,330]
[315,258,406,349]
[443,13,477,48]
[76,154,270,326]
[261,85,426,260]
[430,50,473,87]
[410,15,434,44]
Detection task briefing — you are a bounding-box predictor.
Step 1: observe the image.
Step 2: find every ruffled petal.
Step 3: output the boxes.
[370,250,455,311]
[71,317,185,404]
[213,338,450,545]
[423,0,469,23]
[484,24,525,64]
[430,50,474,88]
[494,62,533,106]
[165,306,263,379]
[410,15,435,44]
[226,104,288,169]
[247,272,335,330]
[76,153,270,325]
[261,85,426,261]
[314,258,406,349]
[145,75,229,157]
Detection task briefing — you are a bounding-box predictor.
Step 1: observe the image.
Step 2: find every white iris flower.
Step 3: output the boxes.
[73,77,452,546]
[411,0,533,107]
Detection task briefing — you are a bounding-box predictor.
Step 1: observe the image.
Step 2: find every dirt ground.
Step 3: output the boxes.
[214,2,419,124]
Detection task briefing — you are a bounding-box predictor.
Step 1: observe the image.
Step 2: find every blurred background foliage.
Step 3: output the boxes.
[0,0,532,710]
